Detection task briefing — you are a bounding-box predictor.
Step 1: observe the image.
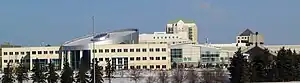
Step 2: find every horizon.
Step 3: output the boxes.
[1,0,300,45]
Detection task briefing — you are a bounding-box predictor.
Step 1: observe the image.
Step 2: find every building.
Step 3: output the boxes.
[60,29,171,71]
[0,46,60,71]
[166,19,198,44]
[139,32,194,45]
[236,29,264,46]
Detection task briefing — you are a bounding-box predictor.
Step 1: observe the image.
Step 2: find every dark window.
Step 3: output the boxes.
[136,66,141,69]
[105,49,109,53]
[155,48,160,52]
[105,58,109,61]
[38,51,42,54]
[9,60,13,62]
[4,52,7,55]
[142,57,147,60]
[15,52,19,55]
[130,57,134,61]
[21,52,25,55]
[44,51,48,54]
[99,49,103,53]
[156,65,160,69]
[92,49,97,53]
[117,49,122,52]
[162,65,166,68]
[4,60,8,63]
[111,49,116,53]
[49,51,54,54]
[55,51,59,54]
[156,57,160,60]
[150,57,154,60]
[149,48,154,52]
[32,51,36,54]
[162,48,166,52]
[142,48,147,52]
[136,49,140,52]
[124,49,128,52]
[162,57,166,60]
[136,57,141,61]
[150,65,154,69]
[130,49,134,52]
[9,52,13,55]
[15,60,19,63]
[143,66,147,69]
[99,58,103,61]
[130,66,135,69]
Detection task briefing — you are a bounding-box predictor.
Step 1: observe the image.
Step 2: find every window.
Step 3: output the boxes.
[92,49,97,53]
[136,57,141,61]
[21,52,25,55]
[9,52,13,55]
[49,51,53,54]
[156,57,160,60]
[149,48,154,52]
[136,49,140,52]
[55,51,59,54]
[124,49,128,52]
[105,49,109,53]
[142,48,147,52]
[9,60,13,62]
[130,49,134,52]
[142,57,147,60]
[150,65,154,69]
[38,51,42,54]
[99,49,103,53]
[155,48,160,52]
[32,51,36,54]
[188,57,192,61]
[15,60,19,63]
[153,37,155,39]
[162,65,166,68]
[162,48,166,52]
[99,58,103,61]
[105,58,109,61]
[130,57,134,61]
[4,60,8,63]
[117,49,122,52]
[162,57,166,60]
[4,52,7,55]
[44,51,48,54]
[130,66,135,69]
[111,49,116,53]
[15,52,19,55]
[143,66,147,69]
[150,57,154,60]
[136,66,141,69]
[156,65,160,69]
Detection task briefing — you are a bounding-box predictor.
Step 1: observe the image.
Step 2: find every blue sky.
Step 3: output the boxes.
[1,0,299,45]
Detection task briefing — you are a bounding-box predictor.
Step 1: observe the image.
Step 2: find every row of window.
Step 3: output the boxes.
[129,65,167,69]
[94,56,167,61]
[3,59,61,63]
[237,36,249,39]
[3,51,59,55]
[93,48,167,53]
[153,36,180,39]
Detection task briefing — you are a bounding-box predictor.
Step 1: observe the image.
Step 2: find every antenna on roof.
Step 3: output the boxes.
[205,38,209,44]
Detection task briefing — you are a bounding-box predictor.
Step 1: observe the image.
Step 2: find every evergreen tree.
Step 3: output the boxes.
[228,48,251,83]
[90,61,104,83]
[31,59,46,83]
[250,55,267,82]
[293,50,300,81]
[105,60,114,83]
[74,71,90,83]
[276,48,294,81]
[15,58,29,83]
[46,61,59,83]
[60,60,74,83]
[1,62,14,83]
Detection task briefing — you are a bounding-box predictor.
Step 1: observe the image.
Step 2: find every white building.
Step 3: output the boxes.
[139,32,193,45]
[166,19,198,44]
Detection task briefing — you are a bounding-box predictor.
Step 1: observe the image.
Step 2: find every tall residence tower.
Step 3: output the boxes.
[166,19,198,44]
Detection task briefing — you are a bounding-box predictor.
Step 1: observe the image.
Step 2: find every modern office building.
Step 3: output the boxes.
[166,19,198,44]
[60,29,171,71]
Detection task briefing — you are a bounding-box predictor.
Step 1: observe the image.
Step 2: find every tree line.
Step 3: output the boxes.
[228,47,300,82]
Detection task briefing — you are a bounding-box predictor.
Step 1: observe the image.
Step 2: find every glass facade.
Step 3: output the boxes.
[171,49,182,63]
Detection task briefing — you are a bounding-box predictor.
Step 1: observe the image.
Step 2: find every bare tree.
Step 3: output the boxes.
[172,68,185,83]
[214,68,226,83]
[201,68,226,83]
[145,75,156,83]
[185,68,199,83]
[157,70,169,83]
[130,68,143,83]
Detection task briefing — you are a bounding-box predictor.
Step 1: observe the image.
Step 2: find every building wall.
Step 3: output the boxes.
[166,20,198,44]
[61,44,171,70]
[139,32,194,45]
[0,46,60,71]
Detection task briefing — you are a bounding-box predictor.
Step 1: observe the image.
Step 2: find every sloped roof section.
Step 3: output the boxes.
[168,19,195,24]
[239,29,254,36]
